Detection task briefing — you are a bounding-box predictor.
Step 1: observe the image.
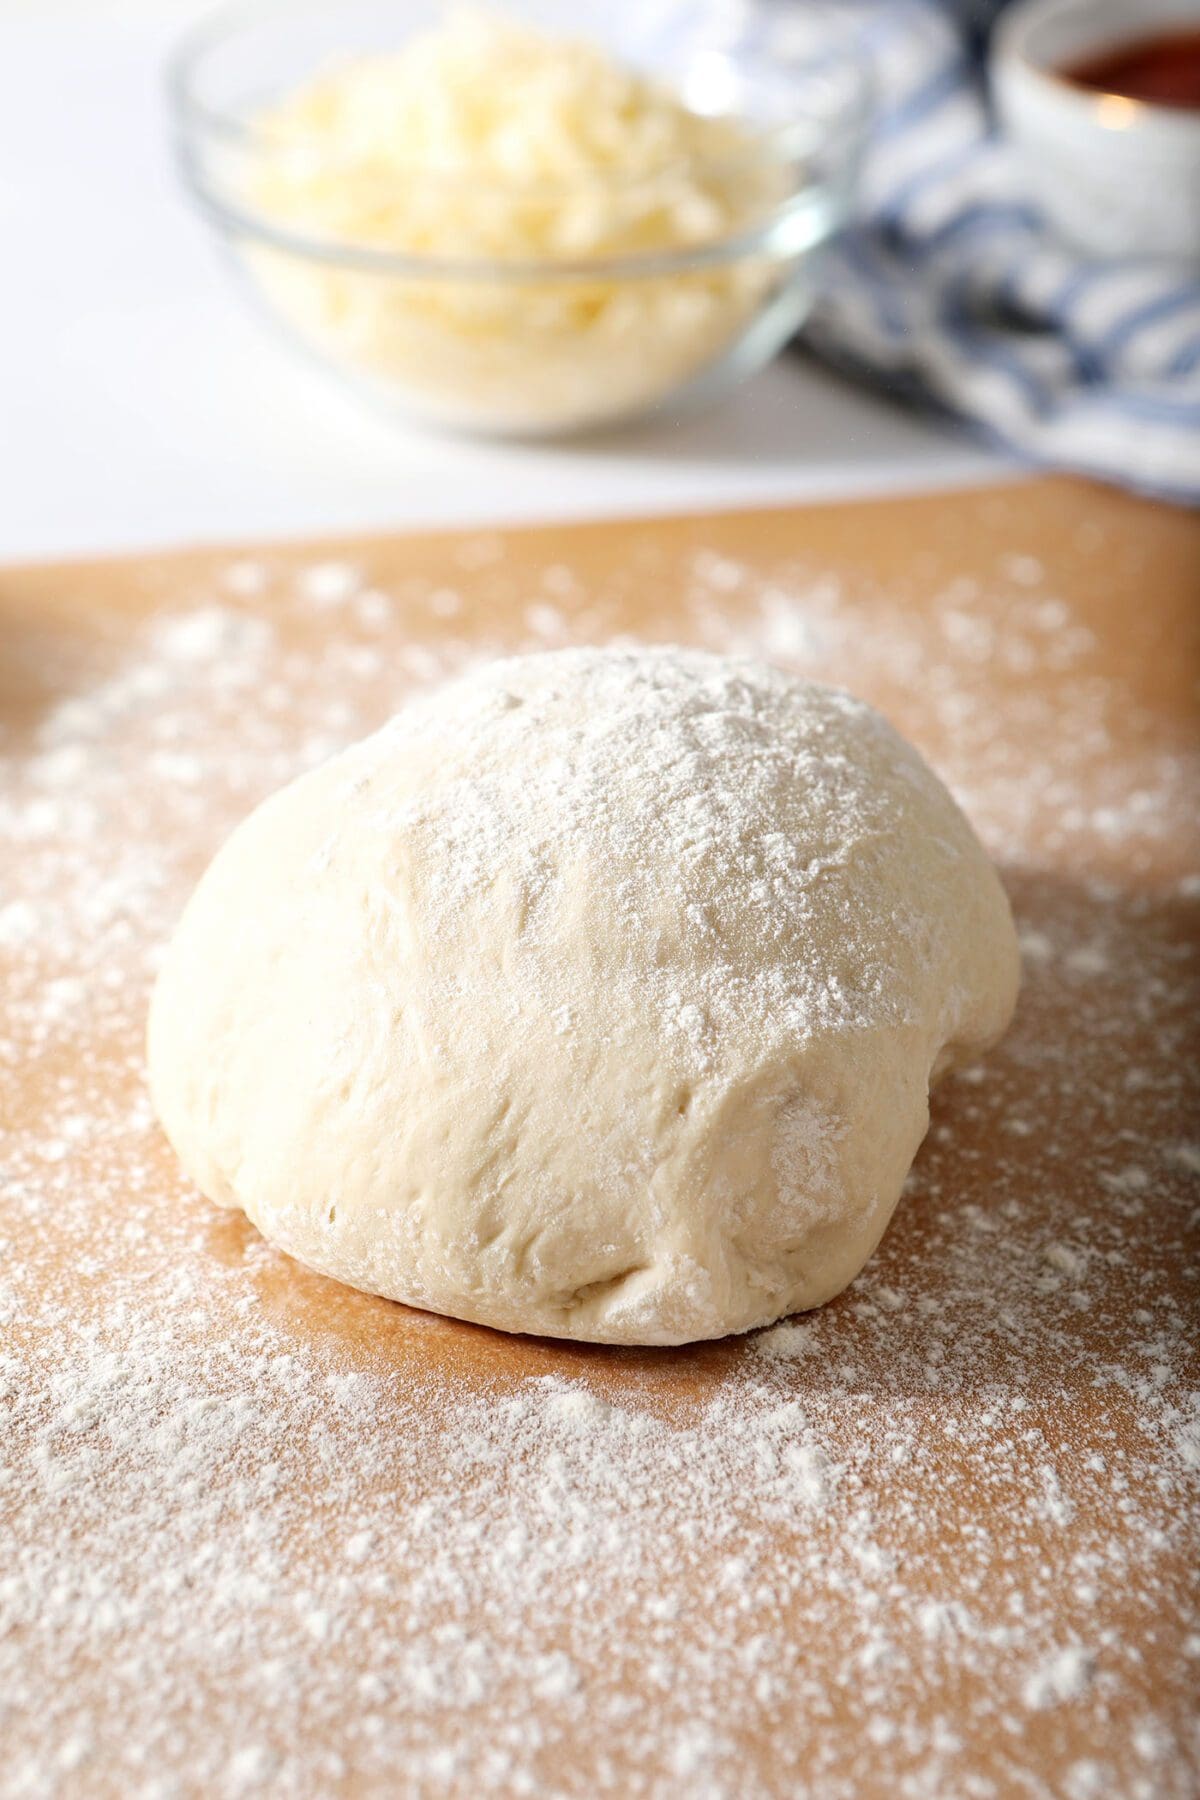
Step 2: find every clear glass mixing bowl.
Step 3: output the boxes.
[169,0,872,437]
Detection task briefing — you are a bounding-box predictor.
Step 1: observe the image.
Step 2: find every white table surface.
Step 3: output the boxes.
[1,2,1005,565]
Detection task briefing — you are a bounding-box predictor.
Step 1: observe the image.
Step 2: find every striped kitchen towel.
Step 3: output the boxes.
[788,0,1200,503]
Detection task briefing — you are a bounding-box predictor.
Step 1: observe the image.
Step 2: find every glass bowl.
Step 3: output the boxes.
[169,0,872,437]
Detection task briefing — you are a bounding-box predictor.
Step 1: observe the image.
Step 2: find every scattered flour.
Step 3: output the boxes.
[297,560,363,608]
[1022,1646,1097,1710]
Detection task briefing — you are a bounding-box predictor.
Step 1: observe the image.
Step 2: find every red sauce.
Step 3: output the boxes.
[1060,27,1200,110]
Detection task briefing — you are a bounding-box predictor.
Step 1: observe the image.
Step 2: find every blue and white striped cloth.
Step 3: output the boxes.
[794,0,1200,503]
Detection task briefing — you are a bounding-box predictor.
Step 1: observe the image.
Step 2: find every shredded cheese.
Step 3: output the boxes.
[241,11,788,432]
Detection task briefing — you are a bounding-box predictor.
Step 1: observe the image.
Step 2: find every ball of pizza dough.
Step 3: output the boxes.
[148,647,1019,1345]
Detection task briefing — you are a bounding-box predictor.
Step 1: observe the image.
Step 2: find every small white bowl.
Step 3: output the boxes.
[993,0,1200,261]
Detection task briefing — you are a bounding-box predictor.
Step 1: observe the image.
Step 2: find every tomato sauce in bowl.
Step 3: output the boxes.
[1061,27,1200,112]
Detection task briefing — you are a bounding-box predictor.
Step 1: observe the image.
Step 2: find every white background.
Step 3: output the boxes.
[1,1,1005,563]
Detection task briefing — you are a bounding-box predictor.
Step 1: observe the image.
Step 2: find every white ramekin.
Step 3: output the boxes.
[992,0,1200,261]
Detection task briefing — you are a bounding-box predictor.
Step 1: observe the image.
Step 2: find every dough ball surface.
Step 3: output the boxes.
[148,647,1019,1345]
